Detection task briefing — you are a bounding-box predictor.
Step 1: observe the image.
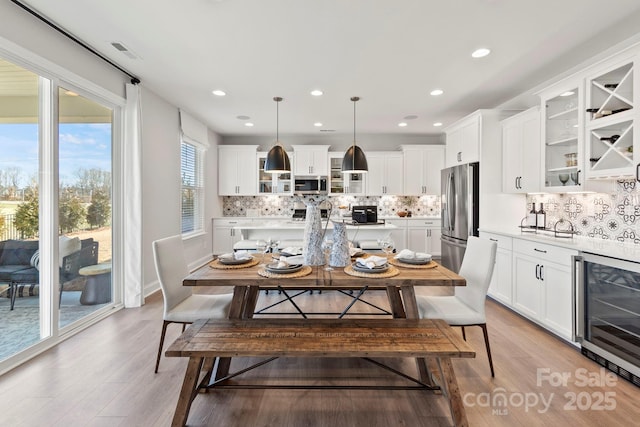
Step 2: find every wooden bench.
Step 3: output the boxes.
[166,318,475,427]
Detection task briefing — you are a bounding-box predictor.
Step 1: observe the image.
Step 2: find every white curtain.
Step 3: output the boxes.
[123,83,143,307]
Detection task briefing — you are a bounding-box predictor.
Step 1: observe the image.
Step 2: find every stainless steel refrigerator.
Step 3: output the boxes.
[441,162,479,273]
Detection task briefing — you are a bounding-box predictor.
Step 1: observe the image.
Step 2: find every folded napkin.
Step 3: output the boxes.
[281,247,303,255]
[277,254,304,266]
[394,249,431,261]
[349,247,363,257]
[355,255,388,269]
[219,250,252,261]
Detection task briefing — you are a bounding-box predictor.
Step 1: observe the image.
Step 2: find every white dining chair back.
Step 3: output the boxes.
[152,234,232,373]
[416,236,497,376]
[455,236,497,318]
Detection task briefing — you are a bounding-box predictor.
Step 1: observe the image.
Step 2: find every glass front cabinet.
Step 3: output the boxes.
[584,56,638,179]
[328,152,365,195]
[540,78,584,191]
[257,152,293,195]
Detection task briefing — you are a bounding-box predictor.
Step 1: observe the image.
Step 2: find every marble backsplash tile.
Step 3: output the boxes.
[222,195,441,218]
[527,180,640,245]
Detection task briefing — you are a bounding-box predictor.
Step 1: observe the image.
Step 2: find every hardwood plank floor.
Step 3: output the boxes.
[0,287,638,426]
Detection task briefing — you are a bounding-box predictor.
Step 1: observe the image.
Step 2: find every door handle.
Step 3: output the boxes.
[636,163,639,182]
[534,248,547,253]
[540,265,544,281]
[572,255,584,341]
[535,264,540,280]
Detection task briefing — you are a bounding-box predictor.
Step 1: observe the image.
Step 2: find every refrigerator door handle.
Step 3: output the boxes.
[444,171,452,231]
[448,171,455,232]
[572,255,584,342]
[440,235,467,248]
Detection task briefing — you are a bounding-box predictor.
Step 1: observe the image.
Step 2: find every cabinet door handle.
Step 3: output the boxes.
[636,163,639,182]
[534,248,547,253]
[457,152,462,162]
[535,264,540,280]
[489,238,498,242]
[540,265,544,281]
[576,169,581,186]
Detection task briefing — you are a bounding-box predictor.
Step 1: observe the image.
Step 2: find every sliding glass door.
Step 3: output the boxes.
[0,55,119,365]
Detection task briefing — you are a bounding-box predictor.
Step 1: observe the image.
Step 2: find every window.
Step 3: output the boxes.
[181,140,204,235]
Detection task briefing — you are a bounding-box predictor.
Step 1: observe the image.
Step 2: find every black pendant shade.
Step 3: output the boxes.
[341,144,368,173]
[264,96,291,173]
[341,96,368,173]
[264,143,290,173]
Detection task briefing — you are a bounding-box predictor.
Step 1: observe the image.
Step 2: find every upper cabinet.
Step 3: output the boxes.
[444,113,480,167]
[328,152,365,195]
[257,151,293,195]
[584,55,639,179]
[218,145,258,195]
[292,145,329,176]
[539,78,584,191]
[366,152,403,195]
[401,145,444,195]
[502,107,541,193]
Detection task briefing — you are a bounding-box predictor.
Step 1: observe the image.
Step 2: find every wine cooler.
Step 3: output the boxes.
[574,253,640,387]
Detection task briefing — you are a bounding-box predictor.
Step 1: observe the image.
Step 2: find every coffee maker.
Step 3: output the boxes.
[351,205,378,224]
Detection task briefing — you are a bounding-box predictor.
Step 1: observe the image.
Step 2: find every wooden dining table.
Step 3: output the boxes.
[182,257,467,383]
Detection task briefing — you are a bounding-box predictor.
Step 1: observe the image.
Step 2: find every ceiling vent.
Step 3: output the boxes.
[110,42,138,59]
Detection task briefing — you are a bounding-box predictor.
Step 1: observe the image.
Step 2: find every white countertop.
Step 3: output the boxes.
[233,221,398,230]
[480,226,640,263]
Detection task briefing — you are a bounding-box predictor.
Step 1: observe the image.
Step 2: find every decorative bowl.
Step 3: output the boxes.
[397,211,408,217]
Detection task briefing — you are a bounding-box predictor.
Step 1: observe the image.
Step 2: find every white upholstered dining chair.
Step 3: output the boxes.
[152,235,233,373]
[415,236,497,376]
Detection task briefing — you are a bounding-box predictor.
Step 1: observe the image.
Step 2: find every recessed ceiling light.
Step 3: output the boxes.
[244,122,254,127]
[398,122,408,127]
[433,122,443,127]
[314,122,323,127]
[430,89,444,96]
[404,115,418,120]
[471,48,491,58]
[212,89,226,96]
[310,90,323,96]
[560,91,575,97]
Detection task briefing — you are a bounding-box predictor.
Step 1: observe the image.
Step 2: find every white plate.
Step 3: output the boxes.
[352,263,389,274]
[218,256,253,265]
[265,263,303,274]
[396,257,431,265]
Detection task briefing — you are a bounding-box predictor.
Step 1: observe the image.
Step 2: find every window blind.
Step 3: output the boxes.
[181,141,204,234]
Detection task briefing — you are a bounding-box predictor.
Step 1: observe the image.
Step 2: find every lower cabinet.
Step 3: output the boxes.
[212,219,245,254]
[384,219,407,251]
[406,219,441,256]
[512,239,576,342]
[480,232,513,305]
[480,232,576,343]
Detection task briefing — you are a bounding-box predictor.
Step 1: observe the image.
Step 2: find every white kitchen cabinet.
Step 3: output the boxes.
[406,218,441,256]
[584,54,639,179]
[257,151,293,195]
[328,152,365,195]
[212,218,246,254]
[501,107,541,193]
[218,145,258,195]
[445,113,480,167]
[292,145,329,176]
[401,145,444,195]
[384,218,407,251]
[512,239,576,341]
[480,232,513,305]
[366,152,403,195]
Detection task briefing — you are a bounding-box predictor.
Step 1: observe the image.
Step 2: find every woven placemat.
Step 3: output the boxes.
[343,264,399,278]
[209,257,260,269]
[257,265,313,278]
[388,258,438,269]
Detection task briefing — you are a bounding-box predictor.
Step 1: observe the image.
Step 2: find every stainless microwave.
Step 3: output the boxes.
[294,177,328,195]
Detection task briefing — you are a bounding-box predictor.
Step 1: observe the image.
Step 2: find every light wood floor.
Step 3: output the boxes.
[1,286,639,426]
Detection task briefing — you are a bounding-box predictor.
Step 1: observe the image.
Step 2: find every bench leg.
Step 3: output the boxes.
[436,357,468,427]
[172,356,204,427]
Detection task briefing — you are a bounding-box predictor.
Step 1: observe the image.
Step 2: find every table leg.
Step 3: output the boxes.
[241,285,260,319]
[216,286,248,380]
[171,356,204,427]
[400,285,437,386]
[436,357,469,427]
[385,286,405,318]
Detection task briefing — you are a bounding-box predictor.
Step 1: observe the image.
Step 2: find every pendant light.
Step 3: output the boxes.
[264,96,291,173]
[341,96,368,173]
